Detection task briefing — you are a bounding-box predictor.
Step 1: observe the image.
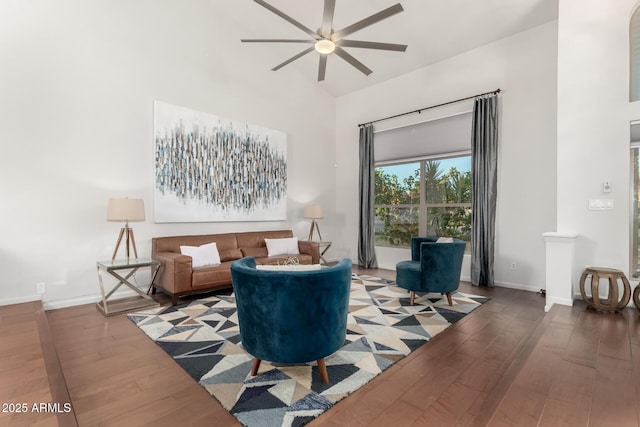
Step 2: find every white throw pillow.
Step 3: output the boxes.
[264,237,300,257]
[256,264,322,271]
[180,242,221,267]
[436,237,454,243]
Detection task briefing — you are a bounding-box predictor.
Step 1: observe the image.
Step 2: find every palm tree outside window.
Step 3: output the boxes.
[374,154,472,250]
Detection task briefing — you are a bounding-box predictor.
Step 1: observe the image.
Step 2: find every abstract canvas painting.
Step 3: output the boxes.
[154,101,287,222]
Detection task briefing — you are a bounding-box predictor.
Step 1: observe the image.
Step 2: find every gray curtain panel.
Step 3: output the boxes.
[358,124,378,268]
[471,94,499,287]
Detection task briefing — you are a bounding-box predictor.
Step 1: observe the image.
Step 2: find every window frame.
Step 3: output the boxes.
[374,150,472,249]
[630,137,640,279]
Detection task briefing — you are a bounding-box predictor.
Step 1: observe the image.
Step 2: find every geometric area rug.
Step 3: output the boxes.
[128,274,489,427]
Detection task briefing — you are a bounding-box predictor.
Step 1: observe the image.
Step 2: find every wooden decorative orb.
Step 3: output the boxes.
[633,284,640,311]
[579,267,630,313]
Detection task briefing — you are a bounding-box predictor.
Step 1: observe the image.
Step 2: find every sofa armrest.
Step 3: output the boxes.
[298,240,320,264]
[154,251,193,295]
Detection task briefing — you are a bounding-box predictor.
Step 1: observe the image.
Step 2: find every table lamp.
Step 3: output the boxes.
[107,198,145,262]
[304,204,323,241]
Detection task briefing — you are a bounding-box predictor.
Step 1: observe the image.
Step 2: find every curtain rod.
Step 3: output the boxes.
[357,88,501,128]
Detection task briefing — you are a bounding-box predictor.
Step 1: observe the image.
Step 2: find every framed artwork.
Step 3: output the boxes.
[153,101,287,222]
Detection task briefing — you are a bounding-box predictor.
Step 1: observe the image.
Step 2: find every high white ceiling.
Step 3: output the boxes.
[225,0,558,97]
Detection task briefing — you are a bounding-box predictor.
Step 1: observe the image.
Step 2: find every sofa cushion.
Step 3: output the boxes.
[242,247,268,258]
[236,230,293,248]
[220,248,243,262]
[192,262,232,289]
[180,242,221,268]
[265,237,300,257]
[154,233,238,254]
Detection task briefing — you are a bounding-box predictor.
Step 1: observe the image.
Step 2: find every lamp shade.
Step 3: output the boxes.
[107,198,145,222]
[303,204,323,219]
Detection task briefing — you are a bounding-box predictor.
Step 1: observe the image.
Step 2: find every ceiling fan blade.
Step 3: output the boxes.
[271,46,315,71]
[320,0,336,38]
[336,39,407,52]
[332,3,404,41]
[241,39,315,44]
[318,55,328,81]
[334,46,372,76]
[253,0,319,40]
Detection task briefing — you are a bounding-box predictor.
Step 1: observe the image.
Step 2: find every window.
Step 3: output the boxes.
[374,154,472,249]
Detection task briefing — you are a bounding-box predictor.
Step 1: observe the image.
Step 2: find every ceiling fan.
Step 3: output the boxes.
[241,0,407,81]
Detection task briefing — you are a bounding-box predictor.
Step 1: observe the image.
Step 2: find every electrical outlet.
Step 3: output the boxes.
[36,282,46,294]
[510,262,517,271]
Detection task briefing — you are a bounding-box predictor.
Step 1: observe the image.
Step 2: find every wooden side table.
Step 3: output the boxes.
[96,258,160,316]
[579,267,631,313]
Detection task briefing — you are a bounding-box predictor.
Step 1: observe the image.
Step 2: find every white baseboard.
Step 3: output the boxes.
[9,281,597,312]
[571,291,636,308]
[378,271,539,294]
[492,280,540,293]
[42,288,143,311]
[461,275,539,293]
[43,295,100,311]
[542,292,637,312]
[0,294,42,307]
[545,296,574,312]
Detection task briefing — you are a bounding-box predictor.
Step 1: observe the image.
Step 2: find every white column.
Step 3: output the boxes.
[542,232,579,312]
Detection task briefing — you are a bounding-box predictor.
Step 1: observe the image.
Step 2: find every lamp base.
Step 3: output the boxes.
[111,225,139,262]
[307,220,323,241]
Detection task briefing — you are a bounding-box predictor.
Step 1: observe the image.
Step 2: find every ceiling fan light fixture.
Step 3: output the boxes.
[315,39,335,54]
[242,1,407,81]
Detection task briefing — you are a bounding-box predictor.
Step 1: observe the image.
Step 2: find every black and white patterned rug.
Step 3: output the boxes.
[128,274,488,427]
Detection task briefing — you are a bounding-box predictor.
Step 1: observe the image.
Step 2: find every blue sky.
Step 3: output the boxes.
[378,157,471,180]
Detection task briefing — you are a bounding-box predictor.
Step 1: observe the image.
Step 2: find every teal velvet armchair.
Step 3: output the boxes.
[230,257,352,384]
[395,237,465,305]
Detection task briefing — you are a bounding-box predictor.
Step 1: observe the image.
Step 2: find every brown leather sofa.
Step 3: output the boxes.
[151,230,320,305]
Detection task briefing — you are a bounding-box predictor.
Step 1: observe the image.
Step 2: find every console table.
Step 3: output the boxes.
[96,258,160,316]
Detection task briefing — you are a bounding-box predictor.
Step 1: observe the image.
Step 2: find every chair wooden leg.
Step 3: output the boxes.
[317,358,329,384]
[410,291,415,305]
[251,359,261,376]
[446,292,453,306]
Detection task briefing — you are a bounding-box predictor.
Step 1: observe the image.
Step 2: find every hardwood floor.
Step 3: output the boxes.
[3,266,640,426]
[0,301,75,427]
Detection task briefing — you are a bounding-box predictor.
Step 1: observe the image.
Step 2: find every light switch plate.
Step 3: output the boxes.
[588,199,614,210]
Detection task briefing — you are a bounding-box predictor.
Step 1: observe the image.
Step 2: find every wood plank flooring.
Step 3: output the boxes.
[2,266,640,426]
[0,301,75,427]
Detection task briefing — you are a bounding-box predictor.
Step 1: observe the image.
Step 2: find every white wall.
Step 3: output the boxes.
[335,22,558,292]
[0,0,336,307]
[557,0,640,296]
